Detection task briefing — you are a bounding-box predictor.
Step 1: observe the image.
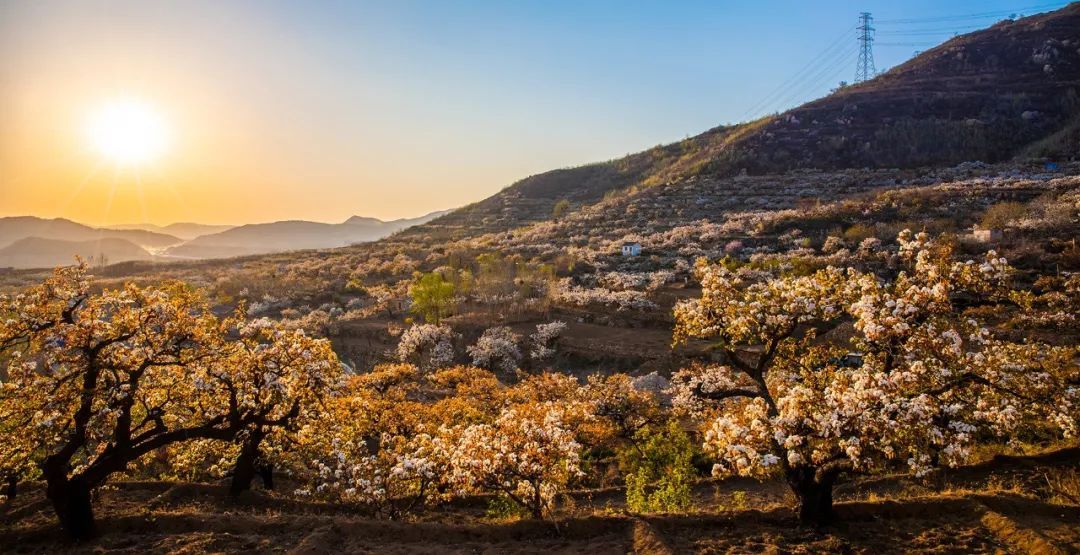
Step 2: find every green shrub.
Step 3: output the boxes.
[843,223,876,244]
[344,278,367,294]
[485,494,532,521]
[980,201,1027,229]
[552,199,571,219]
[619,421,696,514]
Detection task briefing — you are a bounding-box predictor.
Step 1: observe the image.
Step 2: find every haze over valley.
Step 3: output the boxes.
[0,211,449,268]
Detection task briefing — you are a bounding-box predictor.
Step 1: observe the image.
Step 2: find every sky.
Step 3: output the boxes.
[0,0,1070,226]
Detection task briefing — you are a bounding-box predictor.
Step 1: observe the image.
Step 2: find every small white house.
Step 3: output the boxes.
[973,228,1003,242]
[621,242,642,257]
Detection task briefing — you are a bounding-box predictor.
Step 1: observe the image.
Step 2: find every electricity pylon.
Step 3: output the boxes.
[855,12,877,82]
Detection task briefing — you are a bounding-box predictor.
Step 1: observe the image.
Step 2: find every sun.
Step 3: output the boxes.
[86,98,170,166]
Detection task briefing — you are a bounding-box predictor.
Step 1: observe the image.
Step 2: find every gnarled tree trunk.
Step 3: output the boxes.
[787,467,837,526]
[45,474,97,540]
[229,428,266,496]
[257,463,274,490]
[4,474,16,501]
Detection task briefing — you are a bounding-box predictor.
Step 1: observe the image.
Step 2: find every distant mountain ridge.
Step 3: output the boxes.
[165,210,451,259]
[0,237,153,269]
[0,217,182,250]
[104,222,235,241]
[0,210,450,268]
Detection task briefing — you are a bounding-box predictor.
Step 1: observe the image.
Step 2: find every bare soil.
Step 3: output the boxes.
[3,447,1077,554]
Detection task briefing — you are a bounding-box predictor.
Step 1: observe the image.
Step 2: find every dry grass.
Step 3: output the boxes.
[1045,468,1080,506]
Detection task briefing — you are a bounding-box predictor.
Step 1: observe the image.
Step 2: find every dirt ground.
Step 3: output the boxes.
[2,447,1078,554]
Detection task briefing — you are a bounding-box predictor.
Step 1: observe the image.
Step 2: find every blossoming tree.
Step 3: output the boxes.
[222,318,344,496]
[0,266,340,538]
[672,232,1078,525]
[528,321,566,364]
[467,326,522,376]
[584,373,661,448]
[450,401,584,519]
[289,364,464,516]
[396,323,457,372]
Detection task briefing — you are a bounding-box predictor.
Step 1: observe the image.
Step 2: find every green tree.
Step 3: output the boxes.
[552,199,570,219]
[619,421,696,514]
[409,271,456,324]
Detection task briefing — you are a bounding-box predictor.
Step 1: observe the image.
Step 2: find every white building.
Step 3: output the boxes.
[621,242,642,257]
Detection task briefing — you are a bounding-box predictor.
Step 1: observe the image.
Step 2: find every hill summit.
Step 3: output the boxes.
[404,4,1080,243]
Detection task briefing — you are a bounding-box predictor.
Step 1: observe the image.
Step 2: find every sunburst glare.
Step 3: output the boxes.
[85,98,170,166]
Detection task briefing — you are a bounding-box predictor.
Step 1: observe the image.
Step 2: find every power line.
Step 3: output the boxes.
[875,2,1066,24]
[877,24,985,34]
[752,39,856,118]
[876,42,936,47]
[738,27,854,120]
[878,29,984,37]
[768,47,859,115]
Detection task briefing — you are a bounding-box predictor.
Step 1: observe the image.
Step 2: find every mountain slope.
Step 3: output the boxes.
[0,217,182,250]
[0,237,153,269]
[165,210,450,259]
[402,4,1080,243]
[344,210,452,233]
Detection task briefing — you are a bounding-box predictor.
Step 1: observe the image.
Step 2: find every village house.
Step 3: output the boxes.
[621,242,642,256]
[974,228,1003,242]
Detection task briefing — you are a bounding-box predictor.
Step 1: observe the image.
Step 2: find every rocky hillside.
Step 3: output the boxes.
[404,4,1080,242]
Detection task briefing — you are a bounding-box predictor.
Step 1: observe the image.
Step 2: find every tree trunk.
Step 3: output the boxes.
[3,474,16,501]
[787,467,835,526]
[530,480,544,520]
[258,463,274,490]
[46,476,97,540]
[363,433,381,456]
[229,430,265,496]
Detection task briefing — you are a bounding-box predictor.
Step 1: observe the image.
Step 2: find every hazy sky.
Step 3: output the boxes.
[0,1,1069,225]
